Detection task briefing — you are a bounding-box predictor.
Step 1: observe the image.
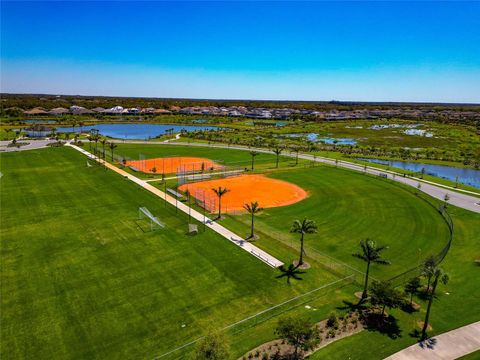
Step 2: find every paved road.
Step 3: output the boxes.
[385,321,480,360]
[110,140,480,214]
[66,143,284,268]
[0,139,55,152]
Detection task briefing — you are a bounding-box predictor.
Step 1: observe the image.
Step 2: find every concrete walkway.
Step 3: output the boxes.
[109,140,480,213]
[385,321,480,360]
[66,143,283,268]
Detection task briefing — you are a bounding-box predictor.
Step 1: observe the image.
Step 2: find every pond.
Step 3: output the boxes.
[358,158,480,188]
[370,124,422,130]
[246,121,288,127]
[285,134,357,145]
[55,123,222,140]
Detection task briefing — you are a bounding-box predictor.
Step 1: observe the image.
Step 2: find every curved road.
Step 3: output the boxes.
[111,139,480,214]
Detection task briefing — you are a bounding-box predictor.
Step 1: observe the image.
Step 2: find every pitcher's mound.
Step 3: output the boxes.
[179,174,308,213]
[126,157,222,174]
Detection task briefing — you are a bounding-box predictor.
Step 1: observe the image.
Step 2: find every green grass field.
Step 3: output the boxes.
[221,166,451,280]
[1,144,478,360]
[309,205,480,359]
[110,143,451,279]
[0,147,338,359]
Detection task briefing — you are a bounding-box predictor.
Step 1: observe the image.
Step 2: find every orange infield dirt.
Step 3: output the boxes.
[179,174,308,213]
[125,157,222,174]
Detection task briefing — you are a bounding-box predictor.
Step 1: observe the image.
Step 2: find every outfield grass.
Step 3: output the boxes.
[0,147,338,359]
[309,206,480,359]
[221,166,451,280]
[1,144,477,360]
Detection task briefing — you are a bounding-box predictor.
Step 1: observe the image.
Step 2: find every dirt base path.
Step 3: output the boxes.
[179,174,307,213]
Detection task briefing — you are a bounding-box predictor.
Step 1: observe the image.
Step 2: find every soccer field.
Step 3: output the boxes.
[0,147,339,359]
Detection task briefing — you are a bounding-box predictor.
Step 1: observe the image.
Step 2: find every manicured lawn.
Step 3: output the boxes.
[222,166,451,280]
[0,147,337,359]
[309,206,480,359]
[1,145,476,360]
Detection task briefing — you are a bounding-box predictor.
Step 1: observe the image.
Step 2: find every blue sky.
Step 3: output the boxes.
[1,1,479,102]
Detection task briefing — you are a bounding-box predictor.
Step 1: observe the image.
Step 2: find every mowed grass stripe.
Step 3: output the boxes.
[222,166,450,279]
[1,147,337,359]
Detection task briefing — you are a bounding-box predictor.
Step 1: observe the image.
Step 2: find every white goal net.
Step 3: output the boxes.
[138,207,165,231]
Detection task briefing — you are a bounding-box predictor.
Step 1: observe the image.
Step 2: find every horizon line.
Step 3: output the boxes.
[2,92,479,107]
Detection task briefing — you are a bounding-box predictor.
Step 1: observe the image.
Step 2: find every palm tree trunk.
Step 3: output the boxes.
[251,156,254,170]
[111,149,114,161]
[250,212,254,239]
[276,154,279,168]
[299,233,305,265]
[362,261,371,300]
[218,197,222,219]
[422,278,438,339]
[426,276,432,293]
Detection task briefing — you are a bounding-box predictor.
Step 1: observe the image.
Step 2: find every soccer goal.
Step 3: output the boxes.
[138,207,165,231]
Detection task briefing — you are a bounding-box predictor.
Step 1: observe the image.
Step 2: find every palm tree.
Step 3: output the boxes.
[352,239,390,301]
[276,264,305,284]
[272,147,283,168]
[249,151,259,171]
[78,121,84,133]
[291,146,300,165]
[93,135,100,154]
[212,186,230,220]
[4,128,12,140]
[109,142,117,161]
[421,267,449,340]
[243,201,263,240]
[88,136,93,151]
[422,255,436,293]
[290,218,317,266]
[100,139,107,159]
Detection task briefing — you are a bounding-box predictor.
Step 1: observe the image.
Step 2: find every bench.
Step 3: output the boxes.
[378,173,388,179]
[186,174,211,181]
[167,188,183,199]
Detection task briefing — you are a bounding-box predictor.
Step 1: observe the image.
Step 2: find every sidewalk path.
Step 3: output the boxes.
[109,140,480,213]
[385,321,480,360]
[66,143,283,268]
